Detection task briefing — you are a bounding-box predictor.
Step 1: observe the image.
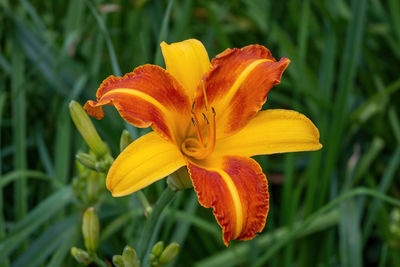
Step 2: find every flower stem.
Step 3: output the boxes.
[91,254,108,267]
[137,186,177,262]
[136,190,152,217]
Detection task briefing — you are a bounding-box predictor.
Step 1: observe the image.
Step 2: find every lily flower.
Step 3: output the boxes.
[84,39,322,245]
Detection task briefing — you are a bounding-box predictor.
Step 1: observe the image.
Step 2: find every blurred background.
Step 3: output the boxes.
[1,0,400,266]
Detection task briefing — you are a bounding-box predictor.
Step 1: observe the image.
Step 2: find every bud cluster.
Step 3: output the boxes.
[149,241,179,267]
[112,246,140,267]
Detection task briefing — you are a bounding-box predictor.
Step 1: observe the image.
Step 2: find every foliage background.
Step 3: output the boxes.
[1,0,400,266]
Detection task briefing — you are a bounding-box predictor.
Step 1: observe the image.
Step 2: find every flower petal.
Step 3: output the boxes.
[194,45,290,138]
[107,131,185,197]
[84,64,191,142]
[161,39,210,98]
[187,155,269,245]
[215,109,322,157]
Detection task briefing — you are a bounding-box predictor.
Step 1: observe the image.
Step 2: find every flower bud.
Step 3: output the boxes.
[76,152,96,170]
[148,253,157,265]
[94,161,109,173]
[70,247,91,265]
[72,177,85,202]
[122,245,140,267]
[159,242,179,265]
[390,209,400,240]
[167,167,193,191]
[120,129,133,152]
[82,207,99,252]
[112,255,125,267]
[69,100,109,157]
[151,241,164,257]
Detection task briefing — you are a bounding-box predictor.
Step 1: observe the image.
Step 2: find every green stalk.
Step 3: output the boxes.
[12,42,27,222]
[154,0,175,66]
[254,188,400,267]
[138,186,177,262]
[136,191,153,217]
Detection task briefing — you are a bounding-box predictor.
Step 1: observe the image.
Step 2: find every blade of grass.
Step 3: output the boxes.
[47,226,78,267]
[85,0,121,76]
[388,106,400,144]
[254,188,400,267]
[195,210,339,267]
[197,187,400,267]
[389,0,400,45]
[13,215,78,267]
[0,186,74,262]
[0,170,63,189]
[35,130,55,178]
[167,192,199,267]
[54,104,71,186]
[318,0,368,206]
[363,142,400,239]
[154,0,175,66]
[11,40,27,222]
[0,88,7,267]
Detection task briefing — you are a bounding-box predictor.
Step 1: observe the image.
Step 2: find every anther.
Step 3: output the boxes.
[191,101,195,113]
[202,113,209,124]
[211,107,216,116]
[191,118,196,127]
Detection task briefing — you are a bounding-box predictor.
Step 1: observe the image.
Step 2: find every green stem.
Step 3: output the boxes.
[136,191,152,217]
[138,186,177,262]
[92,254,108,267]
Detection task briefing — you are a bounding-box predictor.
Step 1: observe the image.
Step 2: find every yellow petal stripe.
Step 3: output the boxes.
[214,109,322,157]
[209,167,243,238]
[161,39,210,98]
[106,132,185,197]
[187,155,269,245]
[217,58,272,112]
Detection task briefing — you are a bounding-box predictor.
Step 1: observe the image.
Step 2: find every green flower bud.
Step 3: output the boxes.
[167,167,193,191]
[120,129,133,152]
[69,100,108,157]
[94,161,108,173]
[152,241,164,257]
[159,242,179,265]
[70,247,91,265]
[112,255,125,267]
[390,209,400,238]
[76,152,96,170]
[82,207,100,252]
[87,171,101,204]
[149,253,158,266]
[72,177,85,202]
[122,245,140,267]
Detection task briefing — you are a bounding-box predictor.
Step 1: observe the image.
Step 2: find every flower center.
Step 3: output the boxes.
[181,82,216,160]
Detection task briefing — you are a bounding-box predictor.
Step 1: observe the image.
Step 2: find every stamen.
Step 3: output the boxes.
[182,81,217,160]
[191,113,204,146]
[201,80,209,111]
[202,113,209,124]
[191,101,195,113]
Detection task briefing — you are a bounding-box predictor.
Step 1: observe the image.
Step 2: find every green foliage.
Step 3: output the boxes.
[1,0,400,266]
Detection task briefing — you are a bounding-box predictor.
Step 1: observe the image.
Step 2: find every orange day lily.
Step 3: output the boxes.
[84,39,322,245]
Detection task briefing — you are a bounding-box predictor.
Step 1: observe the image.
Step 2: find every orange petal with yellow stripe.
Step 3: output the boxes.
[84,64,191,142]
[194,45,290,138]
[187,155,269,245]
